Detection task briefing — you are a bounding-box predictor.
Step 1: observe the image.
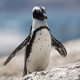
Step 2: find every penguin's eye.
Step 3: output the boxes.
[36,10,40,13]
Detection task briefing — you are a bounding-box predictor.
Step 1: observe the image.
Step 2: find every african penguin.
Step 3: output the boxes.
[4,6,67,76]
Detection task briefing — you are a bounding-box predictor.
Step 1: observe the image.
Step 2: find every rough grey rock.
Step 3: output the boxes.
[7,62,80,80]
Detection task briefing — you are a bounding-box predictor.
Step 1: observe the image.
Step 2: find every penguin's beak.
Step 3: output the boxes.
[43,13,47,19]
[45,16,47,19]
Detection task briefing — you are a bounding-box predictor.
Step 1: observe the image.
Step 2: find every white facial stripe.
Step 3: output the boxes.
[42,6,45,10]
[32,6,41,12]
[32,6,45,13]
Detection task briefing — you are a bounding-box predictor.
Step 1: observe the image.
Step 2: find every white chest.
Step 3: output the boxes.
[27,28,51,73]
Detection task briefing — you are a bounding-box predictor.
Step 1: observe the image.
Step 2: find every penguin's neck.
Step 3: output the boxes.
[32,18,48,32]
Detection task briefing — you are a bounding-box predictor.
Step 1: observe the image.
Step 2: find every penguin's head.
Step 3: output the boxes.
[32,6,47,21]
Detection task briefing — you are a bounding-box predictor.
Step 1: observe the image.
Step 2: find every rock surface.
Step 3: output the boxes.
[7,62,80,80]
[0,39,80,80]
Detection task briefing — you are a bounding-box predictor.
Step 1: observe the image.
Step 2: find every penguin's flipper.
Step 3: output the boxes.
[4,36,30,65]
[51,35,67,57]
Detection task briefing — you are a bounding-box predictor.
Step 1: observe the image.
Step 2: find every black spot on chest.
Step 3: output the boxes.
[45,39,47,41]
[38,38,40,40]
[45,53,46,55]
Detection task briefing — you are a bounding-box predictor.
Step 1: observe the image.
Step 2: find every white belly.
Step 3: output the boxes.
[27,29,51,73]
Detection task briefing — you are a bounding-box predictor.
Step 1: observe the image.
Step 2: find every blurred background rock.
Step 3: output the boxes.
[0,0,80,80]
